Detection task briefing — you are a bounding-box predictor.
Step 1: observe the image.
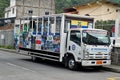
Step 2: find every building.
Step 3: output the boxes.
[64,0,120,21]
[1,0,55,47]
[5,0,55,18]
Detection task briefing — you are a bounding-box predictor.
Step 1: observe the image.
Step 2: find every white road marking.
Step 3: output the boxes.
[6,62,37,73]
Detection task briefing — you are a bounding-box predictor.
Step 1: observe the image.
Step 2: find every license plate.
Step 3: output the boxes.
[96,60,102,64]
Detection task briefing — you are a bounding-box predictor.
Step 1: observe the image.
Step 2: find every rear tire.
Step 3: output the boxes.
[67,57,78,70]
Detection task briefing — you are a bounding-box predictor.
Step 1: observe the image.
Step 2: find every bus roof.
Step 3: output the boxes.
[18,13,94,20]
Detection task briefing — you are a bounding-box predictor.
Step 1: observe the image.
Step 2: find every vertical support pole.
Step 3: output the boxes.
[60,14,65,62]
[115,8,120,38]
[41,17,44,35]
[48,16,50,35]
[23,17,25,32]
[54,16,56,35]
[115,19,119,38]
[36,17,39,34]
[32,17,33,33]
[27,17,29,32]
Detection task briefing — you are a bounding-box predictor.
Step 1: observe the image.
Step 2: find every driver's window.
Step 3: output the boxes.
[70,30,81,46]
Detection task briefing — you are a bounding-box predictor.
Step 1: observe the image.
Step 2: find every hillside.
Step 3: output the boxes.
[55,0,120,13]
[55,0,96,13]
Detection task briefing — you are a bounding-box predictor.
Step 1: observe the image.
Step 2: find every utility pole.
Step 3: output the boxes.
[115,8,120,38]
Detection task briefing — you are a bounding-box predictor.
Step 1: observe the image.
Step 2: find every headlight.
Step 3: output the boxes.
[104,52,111,59]
[107,52,111,59]
[84,51,89,59]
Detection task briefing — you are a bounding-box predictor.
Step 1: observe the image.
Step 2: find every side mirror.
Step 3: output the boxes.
[112,40,115,52]
[82,37,88,44]
[82,37,86,42]
[113,40,115,45]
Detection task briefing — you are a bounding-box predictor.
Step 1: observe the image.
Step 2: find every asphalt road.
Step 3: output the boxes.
[0,50,119,80]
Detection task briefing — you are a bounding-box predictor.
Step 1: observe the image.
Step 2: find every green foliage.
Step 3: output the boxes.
[0,0,10,18]
[55,0,93,13]
[95,20,115,36]
[0,45,14,49]
[55,0,120,13]
[95,20,115,29]
[6,46,14,49]
[0,0,120,17]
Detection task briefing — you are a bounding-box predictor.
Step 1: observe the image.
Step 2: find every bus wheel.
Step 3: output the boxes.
[67,57,78,70]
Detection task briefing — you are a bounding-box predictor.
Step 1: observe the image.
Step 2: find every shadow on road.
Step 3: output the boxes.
[19,58,105,73]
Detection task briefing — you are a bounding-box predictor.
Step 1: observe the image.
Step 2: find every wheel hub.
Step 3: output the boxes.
[69,59,75,69]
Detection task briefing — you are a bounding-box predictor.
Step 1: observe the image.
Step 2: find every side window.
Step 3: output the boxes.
[70,30,81,46]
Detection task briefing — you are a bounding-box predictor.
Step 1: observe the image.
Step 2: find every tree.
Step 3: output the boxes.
[0,0,120,17]
[55,0,97,13]
[0,0,10,17]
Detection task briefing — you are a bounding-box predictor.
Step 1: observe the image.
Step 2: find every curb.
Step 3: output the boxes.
[0,48,17,54]
[102,66,120,73]
[0,48,30,56]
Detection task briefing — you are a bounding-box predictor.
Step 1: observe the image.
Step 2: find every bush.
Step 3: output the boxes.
[6,46,14,49]
[0,45,14,49]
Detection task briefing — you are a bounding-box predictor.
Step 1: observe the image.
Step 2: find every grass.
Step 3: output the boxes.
[0,45,15,49]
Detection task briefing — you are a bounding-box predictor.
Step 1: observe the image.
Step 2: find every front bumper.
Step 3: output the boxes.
[81,60,111,66]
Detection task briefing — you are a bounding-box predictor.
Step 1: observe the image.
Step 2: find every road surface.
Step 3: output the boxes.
[0,50,119,80]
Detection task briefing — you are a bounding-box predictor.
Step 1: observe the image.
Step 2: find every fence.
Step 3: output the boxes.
[0,29,14,47]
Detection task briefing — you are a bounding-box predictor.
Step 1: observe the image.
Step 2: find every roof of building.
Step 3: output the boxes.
[74,0,120,7]
[63,0,120,13]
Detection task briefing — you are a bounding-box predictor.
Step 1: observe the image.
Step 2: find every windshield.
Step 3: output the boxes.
[82,30,110,45]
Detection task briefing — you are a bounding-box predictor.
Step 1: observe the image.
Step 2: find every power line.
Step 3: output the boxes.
[87,5,101,14]
[90,11,114,16]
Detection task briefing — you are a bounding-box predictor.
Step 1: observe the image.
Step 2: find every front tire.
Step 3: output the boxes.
[67,57,78,70]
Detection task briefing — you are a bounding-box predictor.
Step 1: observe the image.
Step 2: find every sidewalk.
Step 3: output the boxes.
[0,48,120,73]
[103,65,120,73]
[0,48,16,54]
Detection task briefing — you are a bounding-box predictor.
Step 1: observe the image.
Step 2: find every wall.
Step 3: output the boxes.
[9,7,17,18]
[10,0,16,7]
[5,0,55,18]
[76,3,118,21]
[111,47,120,65]
[0,29,14,47]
